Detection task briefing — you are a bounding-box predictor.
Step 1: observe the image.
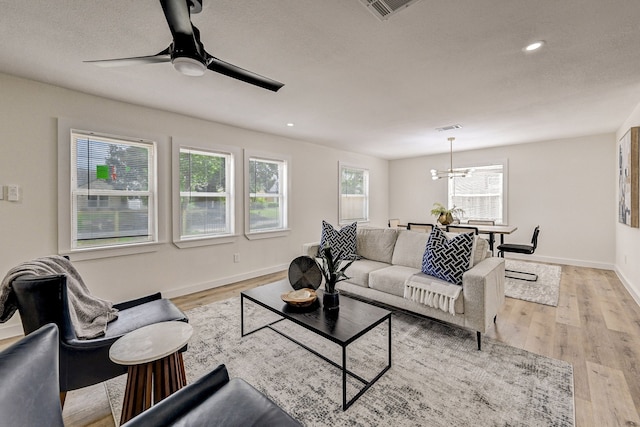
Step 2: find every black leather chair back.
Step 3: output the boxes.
[0,323,64,427]
[531,226,540,250]
[12,274,75,342]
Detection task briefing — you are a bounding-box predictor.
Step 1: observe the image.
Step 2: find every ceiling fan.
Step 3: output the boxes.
[84,0,284,92]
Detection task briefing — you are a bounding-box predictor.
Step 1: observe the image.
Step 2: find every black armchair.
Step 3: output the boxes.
[0,323,301,427]
[122,364,302,427]
[11,274,188,399]
[0,323,64,427]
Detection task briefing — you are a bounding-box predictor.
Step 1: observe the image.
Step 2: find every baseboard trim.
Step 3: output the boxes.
[0,323,25,341]
[614,267,640,307]
[501,253,614,271]
[162,263,289,299]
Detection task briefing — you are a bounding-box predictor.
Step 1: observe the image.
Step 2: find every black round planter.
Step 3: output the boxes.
[323,291,340,310]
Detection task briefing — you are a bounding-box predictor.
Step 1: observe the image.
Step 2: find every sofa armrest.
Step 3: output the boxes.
[461,257,505,333]
[302,242,320,258]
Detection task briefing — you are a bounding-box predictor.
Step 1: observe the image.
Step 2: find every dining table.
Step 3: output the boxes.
[446,224,518,252]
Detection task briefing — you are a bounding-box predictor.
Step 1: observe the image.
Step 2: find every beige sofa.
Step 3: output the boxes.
[303,227,505,350]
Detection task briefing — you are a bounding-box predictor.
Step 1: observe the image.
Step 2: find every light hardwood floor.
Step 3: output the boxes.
[2,267,639,426]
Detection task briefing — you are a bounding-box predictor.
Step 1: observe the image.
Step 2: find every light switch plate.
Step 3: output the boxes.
[7,185,19,201]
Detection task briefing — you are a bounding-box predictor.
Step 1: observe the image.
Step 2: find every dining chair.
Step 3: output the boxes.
[406,223,434,233]
[467,219,496,250]
[497,226,540,281]
[446,225,479,235]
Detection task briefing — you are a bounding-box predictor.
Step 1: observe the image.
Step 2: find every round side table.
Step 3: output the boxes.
[109,321,193,424]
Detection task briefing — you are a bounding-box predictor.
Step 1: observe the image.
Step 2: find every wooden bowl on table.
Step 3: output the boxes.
[281,288,318,307]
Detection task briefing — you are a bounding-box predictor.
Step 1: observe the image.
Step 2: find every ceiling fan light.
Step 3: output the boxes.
[173,56,206,76]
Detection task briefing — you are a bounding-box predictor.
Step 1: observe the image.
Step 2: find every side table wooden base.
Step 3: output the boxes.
[120,351,187,424]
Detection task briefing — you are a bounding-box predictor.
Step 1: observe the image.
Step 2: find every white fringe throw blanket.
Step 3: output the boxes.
[403,275,462,315]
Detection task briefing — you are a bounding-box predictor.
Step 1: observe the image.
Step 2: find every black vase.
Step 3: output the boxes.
[323,291,340,310]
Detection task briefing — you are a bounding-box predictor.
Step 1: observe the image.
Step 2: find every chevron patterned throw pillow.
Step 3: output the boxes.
[421,227,473,286]
[319,221,358,260]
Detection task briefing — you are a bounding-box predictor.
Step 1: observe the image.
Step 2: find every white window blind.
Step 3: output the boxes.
[448,164,505,224]
[179,148,233,239]
[71,130,156,249]
[248,156,287,232]
[339,165,369,223]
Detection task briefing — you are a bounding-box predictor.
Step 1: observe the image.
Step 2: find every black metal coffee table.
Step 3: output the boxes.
[241,280,392,410]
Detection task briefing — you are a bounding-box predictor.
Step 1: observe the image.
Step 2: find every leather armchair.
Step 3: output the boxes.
[0,323,64,427]
[11,274,188,393]
[122,364,302,427]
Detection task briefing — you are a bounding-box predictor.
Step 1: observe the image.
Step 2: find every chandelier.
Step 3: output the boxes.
[430,137,473,180]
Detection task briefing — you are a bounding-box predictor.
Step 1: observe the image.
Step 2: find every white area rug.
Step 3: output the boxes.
[504,260,562,306]
[106,295,574,426]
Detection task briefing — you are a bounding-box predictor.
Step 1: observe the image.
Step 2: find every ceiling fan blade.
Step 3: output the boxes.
[207,56,284,92]
[159,0,195,38]
[85,48,171,68]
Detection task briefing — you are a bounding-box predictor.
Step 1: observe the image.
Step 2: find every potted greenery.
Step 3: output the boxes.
[315,247,355,310]
[430,202,464,225]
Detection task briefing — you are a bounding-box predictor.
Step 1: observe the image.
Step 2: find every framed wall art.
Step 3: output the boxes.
[618,127,639,227]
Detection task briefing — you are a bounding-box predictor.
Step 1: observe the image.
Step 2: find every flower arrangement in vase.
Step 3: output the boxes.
[315,247,354,310]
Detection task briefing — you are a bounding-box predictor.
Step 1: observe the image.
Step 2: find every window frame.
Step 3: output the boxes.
[244,149,291,240]
[68,128,158,251]
[447,159,508,225]
[172,141,240,248]
[338,163,370,225]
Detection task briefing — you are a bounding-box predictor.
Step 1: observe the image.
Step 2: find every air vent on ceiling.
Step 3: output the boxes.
[359,0,423,21]
[436,124,463,132]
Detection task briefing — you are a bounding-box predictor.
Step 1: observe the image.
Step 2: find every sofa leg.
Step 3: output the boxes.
[60,391,67,408]
[476,332,482,351]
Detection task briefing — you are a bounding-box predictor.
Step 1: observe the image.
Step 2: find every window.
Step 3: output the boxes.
[71,130,157,249]
[339,164,369,223]
[448,163,507,224]
[178,148,233,240]
[246,153,289,236]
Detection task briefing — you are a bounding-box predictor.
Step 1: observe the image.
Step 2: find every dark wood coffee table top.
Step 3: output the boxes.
[241,280,391,346]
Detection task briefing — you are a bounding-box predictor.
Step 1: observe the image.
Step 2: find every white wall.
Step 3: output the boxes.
[616,101,640,304]
[390,134,616,268]
[0,73,389,338]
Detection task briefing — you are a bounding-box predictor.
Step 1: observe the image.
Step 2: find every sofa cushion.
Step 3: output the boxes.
[343,259,389,288]
[422,227,473,286]
[368,265,421,297]
[356,227,398,264]
[391,230,430,269]
[319,221,357,260]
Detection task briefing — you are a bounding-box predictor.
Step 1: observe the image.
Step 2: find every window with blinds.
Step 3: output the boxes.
[339,165,369,223]
[71,130,156,249]
[179,148,233,239]
[448,163,505,224]
[248,156,288,232]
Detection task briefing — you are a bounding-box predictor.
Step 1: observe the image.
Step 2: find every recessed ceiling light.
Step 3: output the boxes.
[286,123,294,127]
[524,41,545,52]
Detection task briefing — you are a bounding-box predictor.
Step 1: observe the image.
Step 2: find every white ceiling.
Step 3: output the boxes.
[2,0,640,159]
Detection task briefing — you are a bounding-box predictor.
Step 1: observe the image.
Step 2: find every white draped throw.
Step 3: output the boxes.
[403,276,462,315]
